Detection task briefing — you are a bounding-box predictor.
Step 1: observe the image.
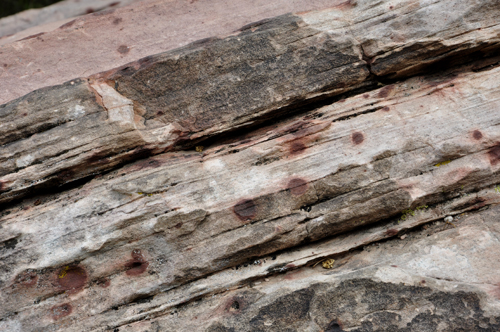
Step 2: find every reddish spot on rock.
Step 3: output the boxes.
[288,178,308,196]
[15,270,38,287]
[289,141,307,155]
[96,278,110,288]
[472,130,483,140]
[488,144,500,165]
[386,229,398,236]
[363,94,369,99]
[113,17,123,25]
[389,5,394,9]
[0,180,5,191]
[233,199,257,222]
[109,1,120,7]
[57,266,87,293]
[382,106,390,112]
[224,296,245,314]
[59,19,76,29]
[351,132,364,145]
[174,222,183,229]
[378,85,395,98]
[125,249,149,276]
[51,303,72,320]
[86,8,95,14]
[117,45,130,54]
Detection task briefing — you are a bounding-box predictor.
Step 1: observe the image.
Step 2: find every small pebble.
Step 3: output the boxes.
[444,216,453,223]
[400,234,407,240]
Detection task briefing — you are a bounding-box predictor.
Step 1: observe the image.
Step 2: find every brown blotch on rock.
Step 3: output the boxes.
[363,94,369,98]
[224,296,246,314]
[386,229,399,236]
[113,17,123,25]
[96,278,110,288]
[51,303,72,320]
[117,45,130,54]
[325,319,344,332]
[488,144,500,165]
[15,270,38,287]
[59,19,76,29]
[289,141,307,155]
[351,132,364,145]
[125,249,149,276]
[233,199,257,222]
[288,178,308,196]
[382,106,390,112]
[86,8,95,14]
[472,130,483,140]
[378,84,395,98]
[20,32,45,41]
[57,266,88,293]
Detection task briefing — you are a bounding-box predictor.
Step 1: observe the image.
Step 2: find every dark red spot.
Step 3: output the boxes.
[223,296,245,314]
[0,180,4,191]
[472,130,483,140]
[51,303,72,320]
[233,199,257,222]
[351,132,364,145]
[22,113,27,117]
[421,280,426,284]
[391,265,398,267]
[363,94,369,99]
[113,17,123,25]
[174,222,183,229]
[117,45,130,54]
[3,63,8,68]
[289,141,306,155]
[382,106,390,112]
[389,5,394,9]
[96,278,110,288]
[386,229,398,236]
[16,270,38,287]
[59,19,76,29]
[20,32,45,41]
[378,85,395,98]
[109,2,120,7]
[488,144,500,165]
[86,8,95,14]
[57,266,87,293]
[125,249,149,276]
[288,178,308,196]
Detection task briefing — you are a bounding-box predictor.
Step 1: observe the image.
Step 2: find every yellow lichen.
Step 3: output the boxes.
[322,259,335,269]
[434,160,451,167]
[195,146,204,152]
[58,266,69,279]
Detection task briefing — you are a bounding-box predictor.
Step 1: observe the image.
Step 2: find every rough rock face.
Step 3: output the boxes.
[1,0,500,331]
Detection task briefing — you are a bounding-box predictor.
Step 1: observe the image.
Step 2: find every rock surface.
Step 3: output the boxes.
[1,0,500,331]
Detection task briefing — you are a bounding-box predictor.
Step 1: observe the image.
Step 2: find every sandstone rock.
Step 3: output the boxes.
[1,0,500,331]
[0,0,139,39]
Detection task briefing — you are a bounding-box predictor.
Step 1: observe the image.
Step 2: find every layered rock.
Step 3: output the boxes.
[1,0,500,331]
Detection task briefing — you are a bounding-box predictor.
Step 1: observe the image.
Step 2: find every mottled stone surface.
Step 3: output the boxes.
[0,0,139,39]
[1,0,500,331]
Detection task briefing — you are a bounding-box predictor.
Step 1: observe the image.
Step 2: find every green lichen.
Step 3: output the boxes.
[495,186,500,194]
[399,205,428,223]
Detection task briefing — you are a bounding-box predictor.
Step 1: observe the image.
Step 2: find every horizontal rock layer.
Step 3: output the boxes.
[1,0,500,331]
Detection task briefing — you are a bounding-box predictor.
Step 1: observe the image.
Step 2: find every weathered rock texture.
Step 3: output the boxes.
[1,0,500,331]
[0,0,139,40]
